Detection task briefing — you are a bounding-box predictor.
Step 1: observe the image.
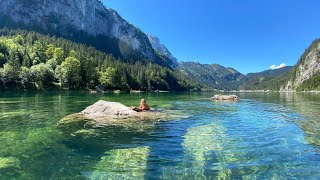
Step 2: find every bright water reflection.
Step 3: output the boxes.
[0,92,319,179]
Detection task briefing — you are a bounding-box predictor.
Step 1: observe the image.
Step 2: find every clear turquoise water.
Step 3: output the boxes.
[0,92,319,179]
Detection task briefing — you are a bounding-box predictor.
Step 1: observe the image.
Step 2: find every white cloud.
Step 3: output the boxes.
[269,63,286,70]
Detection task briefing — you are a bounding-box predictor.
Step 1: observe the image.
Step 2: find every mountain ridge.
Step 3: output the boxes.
[148,34,178,67]
[177,62,246,90]
[246,66,293,77]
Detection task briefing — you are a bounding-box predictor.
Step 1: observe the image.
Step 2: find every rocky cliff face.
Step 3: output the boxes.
[0,0,157,62]
[281,39,320,91]
[148,35,178,66]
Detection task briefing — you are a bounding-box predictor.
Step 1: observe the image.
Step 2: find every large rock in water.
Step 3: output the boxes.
[58,100,185,137]
[80,100,137,118]
[212,95,239,101]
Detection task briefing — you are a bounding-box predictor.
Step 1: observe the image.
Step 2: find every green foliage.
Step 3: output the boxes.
[53,47,64,64]
[68,50,76,58]
[99,67,117,89]
[0,53,6,67]
[30,63,55,86]
[19,66,32,87]
[14,35,23,45]
[0,63,20,86]
[45,44,55,60]
[56,57,81,89]
[0,29,198,91]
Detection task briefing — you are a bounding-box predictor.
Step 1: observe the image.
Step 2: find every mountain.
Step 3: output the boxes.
[239,66,293,91]
[247,66,293,78]
[148,35,178,67]
[281,39,320,91]
[240,39,320,91]
[177,62,246,90]
[0,0,172,66]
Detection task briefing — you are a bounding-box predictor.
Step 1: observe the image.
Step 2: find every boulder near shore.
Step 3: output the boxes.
[212,95,239,101]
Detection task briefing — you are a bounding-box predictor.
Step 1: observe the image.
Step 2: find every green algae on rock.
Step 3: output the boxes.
[0,157,21,176]
[90,146,150,179]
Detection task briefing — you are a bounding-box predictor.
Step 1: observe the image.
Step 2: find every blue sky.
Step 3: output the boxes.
[103,0,320,74]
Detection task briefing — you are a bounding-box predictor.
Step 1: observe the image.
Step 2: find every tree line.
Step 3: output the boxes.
[0,29,200,91]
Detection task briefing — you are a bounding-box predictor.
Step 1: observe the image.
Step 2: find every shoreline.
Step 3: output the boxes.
[226,90,320,93]
[1,89,319,94]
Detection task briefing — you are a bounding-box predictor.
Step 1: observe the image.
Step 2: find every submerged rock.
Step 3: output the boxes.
[90,146,150,179]
[212,95,239,101]
[0,157,21,175]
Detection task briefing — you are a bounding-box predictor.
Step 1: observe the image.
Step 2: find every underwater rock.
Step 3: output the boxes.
[212,95,239,101]
[90,146,149,179]
[0,157,21,175]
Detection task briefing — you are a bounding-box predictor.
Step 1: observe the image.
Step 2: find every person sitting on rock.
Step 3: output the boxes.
[131,99,150,112]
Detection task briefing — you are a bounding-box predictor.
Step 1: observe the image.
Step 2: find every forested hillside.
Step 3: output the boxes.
[246,66,293,78]
[239,74,291,91]
[239,67,293,91]
[177,62,245,91]
[0,29,199,91]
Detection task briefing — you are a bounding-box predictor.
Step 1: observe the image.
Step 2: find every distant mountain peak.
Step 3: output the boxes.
[147,34,178,66]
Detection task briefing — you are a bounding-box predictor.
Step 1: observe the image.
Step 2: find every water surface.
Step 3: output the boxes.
[0,92,319,179]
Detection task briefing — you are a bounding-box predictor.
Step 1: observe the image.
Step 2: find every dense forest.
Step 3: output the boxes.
[0,29,200,91]
[239,75,291,91]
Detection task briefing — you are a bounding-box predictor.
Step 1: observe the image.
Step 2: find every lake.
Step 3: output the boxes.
[0,92,319,179]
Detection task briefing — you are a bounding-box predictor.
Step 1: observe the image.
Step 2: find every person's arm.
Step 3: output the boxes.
[142,104,150,110]
[132,107,142,112]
